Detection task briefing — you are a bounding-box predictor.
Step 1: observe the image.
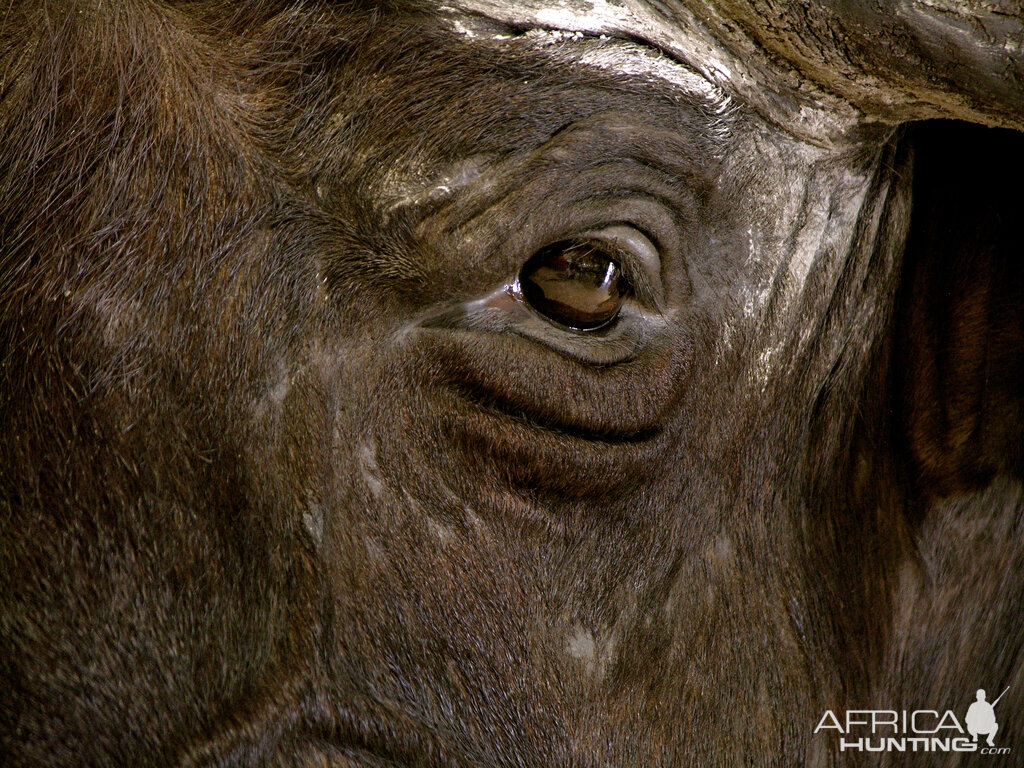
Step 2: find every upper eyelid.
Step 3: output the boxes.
[405,185,688,313]
[570,226,665,313]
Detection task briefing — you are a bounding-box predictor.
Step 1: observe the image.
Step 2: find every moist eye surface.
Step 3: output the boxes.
[518,240,630,331]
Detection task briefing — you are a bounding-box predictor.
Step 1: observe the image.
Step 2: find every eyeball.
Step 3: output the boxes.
[518,240,630,331]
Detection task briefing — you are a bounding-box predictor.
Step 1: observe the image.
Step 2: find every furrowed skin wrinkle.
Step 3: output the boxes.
[2,2,1023,768]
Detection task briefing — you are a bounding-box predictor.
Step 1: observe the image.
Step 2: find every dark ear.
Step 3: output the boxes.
[895,120,1024,503]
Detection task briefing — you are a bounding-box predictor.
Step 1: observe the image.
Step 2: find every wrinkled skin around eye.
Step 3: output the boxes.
[519,241,630,331]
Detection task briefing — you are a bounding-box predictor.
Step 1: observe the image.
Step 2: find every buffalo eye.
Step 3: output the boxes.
[518,240,630,331]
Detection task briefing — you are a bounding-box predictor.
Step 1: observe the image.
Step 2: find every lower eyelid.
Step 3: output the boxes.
[409,280,666,366]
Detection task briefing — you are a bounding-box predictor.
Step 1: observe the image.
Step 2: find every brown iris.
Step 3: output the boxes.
[519,240,629,331]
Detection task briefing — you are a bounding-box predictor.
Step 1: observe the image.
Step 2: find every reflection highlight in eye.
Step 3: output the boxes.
[518,241,630,331]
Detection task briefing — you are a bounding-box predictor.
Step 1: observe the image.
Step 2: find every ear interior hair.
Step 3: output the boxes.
[894,120,1024,506]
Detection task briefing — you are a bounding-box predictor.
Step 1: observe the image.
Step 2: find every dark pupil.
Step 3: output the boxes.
[519,241,629,331]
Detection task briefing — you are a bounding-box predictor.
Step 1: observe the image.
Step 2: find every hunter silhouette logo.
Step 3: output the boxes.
[966,687,1008,747]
